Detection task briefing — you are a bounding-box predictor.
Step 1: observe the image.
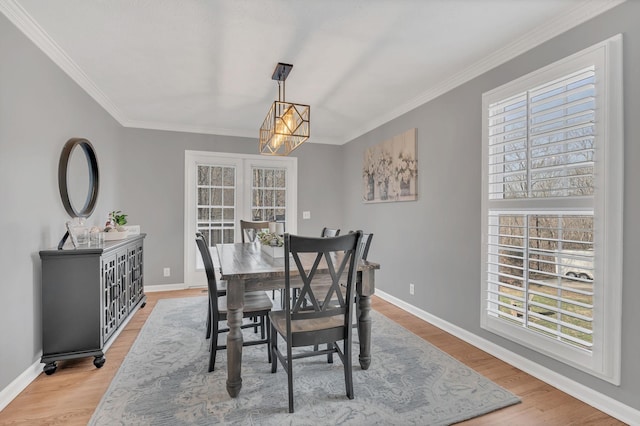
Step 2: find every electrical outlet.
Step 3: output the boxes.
[303,211,311,219]
[409,283,415,295]
[163,267,171,277]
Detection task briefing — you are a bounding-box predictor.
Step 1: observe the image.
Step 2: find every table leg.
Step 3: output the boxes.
[356,268,375,370]
[226,278,244,397]
[357,293,372,370]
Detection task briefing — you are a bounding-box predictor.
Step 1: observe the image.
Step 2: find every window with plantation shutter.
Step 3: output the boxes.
[481,35,623,384]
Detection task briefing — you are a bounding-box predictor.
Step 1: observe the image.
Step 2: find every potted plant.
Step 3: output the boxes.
[104,210,129,240]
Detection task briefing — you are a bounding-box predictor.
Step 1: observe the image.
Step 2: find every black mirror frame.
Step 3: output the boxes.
[57,138,99,249]
[58,138,99,218]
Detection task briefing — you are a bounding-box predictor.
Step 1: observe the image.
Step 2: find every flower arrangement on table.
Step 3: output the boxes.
[257,230,284,247]
[257,230,285,258]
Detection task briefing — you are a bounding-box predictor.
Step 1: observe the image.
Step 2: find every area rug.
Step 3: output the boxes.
[90,297,519,425]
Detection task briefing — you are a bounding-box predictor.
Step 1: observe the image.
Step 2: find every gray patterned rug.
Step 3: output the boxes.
[90,297,519,425]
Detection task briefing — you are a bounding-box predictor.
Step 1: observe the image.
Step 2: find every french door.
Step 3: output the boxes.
[184,151,297,286]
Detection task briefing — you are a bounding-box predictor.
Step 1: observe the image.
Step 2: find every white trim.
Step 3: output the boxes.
[2,286,635,422]
[0,0,127,124]
[375,289,640,426]
[183,150,298,288]
[0,0,624,145]
[144,283,205,292]
[480,34,623,384]
[0,359,41,412]
[341,0,626,144]
[0,300,145,412]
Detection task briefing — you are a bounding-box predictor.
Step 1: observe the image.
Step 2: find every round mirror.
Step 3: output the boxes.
[58,138,99,218]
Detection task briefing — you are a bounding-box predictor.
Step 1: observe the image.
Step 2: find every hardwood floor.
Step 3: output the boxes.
[0,289,624,425]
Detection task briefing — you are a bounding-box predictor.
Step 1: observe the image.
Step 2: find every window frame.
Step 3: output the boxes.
[480,35,623,384]
[184,151,297,287]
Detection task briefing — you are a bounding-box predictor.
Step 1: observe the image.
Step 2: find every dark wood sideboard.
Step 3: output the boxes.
[39,234,146,374]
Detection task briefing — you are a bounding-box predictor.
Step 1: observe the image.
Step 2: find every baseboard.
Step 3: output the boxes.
[375,289,640,425]
[0,359,41,412]
[0,295,149,413]
[143,283,205,292]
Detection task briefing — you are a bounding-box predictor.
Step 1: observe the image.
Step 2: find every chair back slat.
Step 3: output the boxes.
[284,232,362,328]
[321,227,340,238]
[240,220,270,243]
[348,230,374,261]
[195,232,220,320]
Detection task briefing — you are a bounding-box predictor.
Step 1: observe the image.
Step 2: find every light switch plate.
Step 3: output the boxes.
[303,211,311,219]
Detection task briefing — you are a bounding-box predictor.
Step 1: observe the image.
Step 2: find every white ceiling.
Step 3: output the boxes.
[1,0,623,145]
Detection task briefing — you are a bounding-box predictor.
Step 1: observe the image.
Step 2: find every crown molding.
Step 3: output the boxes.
[120,118,340,145]
[0,0,127,123]
[1,0,626,145]
[342,0,627,144]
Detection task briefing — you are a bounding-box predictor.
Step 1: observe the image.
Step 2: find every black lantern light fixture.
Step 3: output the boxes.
[259,63,310,156]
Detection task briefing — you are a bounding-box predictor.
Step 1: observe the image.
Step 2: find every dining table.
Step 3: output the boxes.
[216,241,380,398]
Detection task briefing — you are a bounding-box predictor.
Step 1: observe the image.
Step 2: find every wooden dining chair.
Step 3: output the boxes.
[196,232,228,339]
[315,230,374,356]
[350,230,373,328]
[269,231,362,413]
[321,227,340,237]
[293,227,340,306]
[196,233,272,372]
[240,220,270,243]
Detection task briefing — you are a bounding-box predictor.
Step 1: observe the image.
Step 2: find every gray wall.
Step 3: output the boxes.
[1,0,639,415]
[118,128,343,285]
[341,1,639,410]
[0,12,124,390]
[0,12,343,394]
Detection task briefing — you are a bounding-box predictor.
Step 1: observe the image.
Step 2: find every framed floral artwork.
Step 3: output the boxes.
[362,128,417,203]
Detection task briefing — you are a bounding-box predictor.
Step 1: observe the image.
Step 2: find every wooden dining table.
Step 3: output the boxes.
[216,241,380,398]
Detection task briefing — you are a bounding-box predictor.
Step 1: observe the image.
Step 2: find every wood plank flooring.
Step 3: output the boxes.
[0,289,624,425]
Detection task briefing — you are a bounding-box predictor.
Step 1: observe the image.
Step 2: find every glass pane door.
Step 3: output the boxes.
[197,164,236,246]
[185,151,297,287]
[251,167,287,223]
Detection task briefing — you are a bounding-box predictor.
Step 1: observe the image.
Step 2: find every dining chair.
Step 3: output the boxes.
[321,227,340,237]
[294,227,340,307]
[349,230,373,328]
[314,230,374,356]
[269,231,362,413]
[196,232,228,339]
[240,220,270,243]
[196,233,272,372]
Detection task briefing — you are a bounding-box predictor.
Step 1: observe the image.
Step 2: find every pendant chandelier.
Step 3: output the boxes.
[259,63,310,156]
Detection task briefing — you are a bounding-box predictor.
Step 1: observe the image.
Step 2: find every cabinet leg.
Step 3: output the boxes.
[43,362,57,375]
[93,355,106,368]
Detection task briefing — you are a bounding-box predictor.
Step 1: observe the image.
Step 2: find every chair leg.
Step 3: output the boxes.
[344,340,354,399]
[287,345,294,413]
[209,321,218,372]
[271,324,278,373]
[266,316,271,364]
[327,343,334,364]
[260,315,266,339]
[205,301,212,339]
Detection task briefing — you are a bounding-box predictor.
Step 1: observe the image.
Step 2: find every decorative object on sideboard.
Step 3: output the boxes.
[66,218,88,248]
[103,210,130,241]
[57,138,99,249]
